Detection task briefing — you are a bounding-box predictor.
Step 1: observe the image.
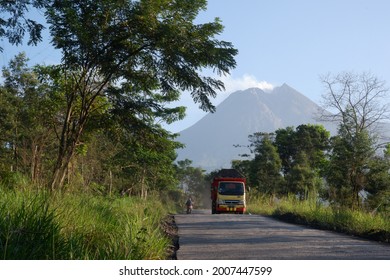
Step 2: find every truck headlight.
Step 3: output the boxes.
[217,199,225,205]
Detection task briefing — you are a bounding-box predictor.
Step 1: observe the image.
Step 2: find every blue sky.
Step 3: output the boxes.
[166,0,390,132]
[1,0,390,133]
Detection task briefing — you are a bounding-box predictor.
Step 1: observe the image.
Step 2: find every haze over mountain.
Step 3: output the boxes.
[176,84,336,171]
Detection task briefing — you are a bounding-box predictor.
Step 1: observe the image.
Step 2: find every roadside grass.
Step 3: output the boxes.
[0,186,174,259]
[248,195,390,243]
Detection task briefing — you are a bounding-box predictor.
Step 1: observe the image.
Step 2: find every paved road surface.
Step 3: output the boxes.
[175,209,390,260]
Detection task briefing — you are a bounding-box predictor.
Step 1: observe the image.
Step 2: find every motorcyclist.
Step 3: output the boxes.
[185,197,193,214]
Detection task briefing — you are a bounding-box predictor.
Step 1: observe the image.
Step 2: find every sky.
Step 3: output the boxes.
[1,0,390,133]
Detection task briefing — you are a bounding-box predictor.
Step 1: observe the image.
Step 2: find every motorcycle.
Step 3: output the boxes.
[186,204,193,214]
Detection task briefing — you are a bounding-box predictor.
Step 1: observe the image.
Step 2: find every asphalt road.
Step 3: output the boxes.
[175,209,390,260]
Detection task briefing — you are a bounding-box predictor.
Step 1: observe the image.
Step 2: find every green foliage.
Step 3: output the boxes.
[248,195,390,243]
[0,52,184,195]
[46,0,237,112]
[273,127,295,174]
[0,189,66,259]
[104,116,182,196]
[175,159,207,207]
[40,0,237,189]
[0,87,14,169]
[240,119,390,214]
[244,126,330,199]
[241,119,389,214]
[1,0,238,192]
[249,133,284,196]
[0,187,174,259]
[326,127,374,209]
[274,124,330,175]
[0,0,50,51]
[231,159,252,183]
[285,151,323,200]
[0,54,63,183]
[365,153,390,215]
[0,171,30,190]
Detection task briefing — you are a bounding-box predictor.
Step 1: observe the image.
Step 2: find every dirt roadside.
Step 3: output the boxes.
[162,214,179,260]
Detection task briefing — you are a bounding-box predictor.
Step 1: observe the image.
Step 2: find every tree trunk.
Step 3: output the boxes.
[109,169,113,196]
[50,126,80,190]
[50,94,87,190]
[31,144,38,183]
[140,167,148,199]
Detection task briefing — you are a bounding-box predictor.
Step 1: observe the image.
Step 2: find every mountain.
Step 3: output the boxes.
[175,84,336,171]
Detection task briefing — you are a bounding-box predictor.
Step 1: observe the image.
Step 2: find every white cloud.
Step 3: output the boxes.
[210,74,275,106]
[220,74,275,94]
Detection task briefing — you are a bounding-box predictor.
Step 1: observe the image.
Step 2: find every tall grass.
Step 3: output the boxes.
[0,187,174,259]
[0,190,66,259]
[248,195,390,243]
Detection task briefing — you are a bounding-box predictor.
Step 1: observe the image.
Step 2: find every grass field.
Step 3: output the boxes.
[248,195,390,243]
[0,187,174,260]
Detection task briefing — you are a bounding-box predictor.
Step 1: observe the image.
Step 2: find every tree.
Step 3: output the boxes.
[0,53,61,183]
[175,160,207,207]
[274,127,295,175]
[326,125,374,209]
[319,72,389,140]
[0,0,50,52]
[231,159,251,183]
[365,145,390,214]
[286,151,321,200]
[273,125,330,199]
[44,0,237,189]
[320,72,389,209]
[250,133,284,197]
[294,124,330,171]
[114,123,181,199]
[274,125,330,176]
[0,80,16,172]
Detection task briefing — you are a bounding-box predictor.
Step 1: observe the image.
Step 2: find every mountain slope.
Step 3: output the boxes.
[176,84,335,171]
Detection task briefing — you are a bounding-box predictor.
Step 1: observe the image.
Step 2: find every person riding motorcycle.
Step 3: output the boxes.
[185,197,193,214]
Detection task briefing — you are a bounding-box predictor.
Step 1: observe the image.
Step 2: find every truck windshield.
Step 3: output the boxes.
[218,182,244,195]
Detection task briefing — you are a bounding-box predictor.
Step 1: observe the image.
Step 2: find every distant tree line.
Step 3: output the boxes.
[233,73,390,214]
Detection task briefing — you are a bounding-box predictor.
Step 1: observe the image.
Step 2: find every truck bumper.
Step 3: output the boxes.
[216,205,246,214]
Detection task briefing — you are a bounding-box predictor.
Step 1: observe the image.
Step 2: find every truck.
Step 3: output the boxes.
[211,169,247,214]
